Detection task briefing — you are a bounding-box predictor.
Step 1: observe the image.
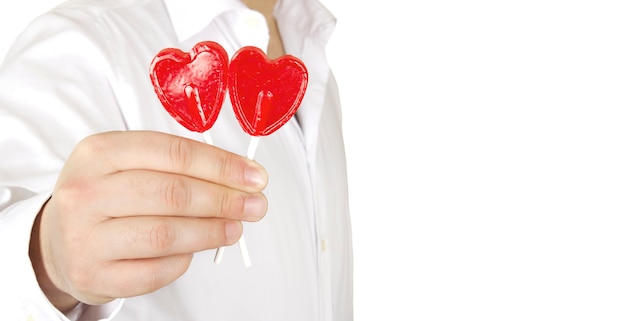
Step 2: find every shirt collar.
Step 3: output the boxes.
[163,0,248,43]
[163,0,336,49]
[275,0,336,55]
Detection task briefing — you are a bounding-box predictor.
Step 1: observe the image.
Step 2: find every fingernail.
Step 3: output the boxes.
[243,193,267,220]
[244,165,267,188]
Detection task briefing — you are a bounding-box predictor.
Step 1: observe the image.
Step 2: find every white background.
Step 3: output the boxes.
[2,1,626,320]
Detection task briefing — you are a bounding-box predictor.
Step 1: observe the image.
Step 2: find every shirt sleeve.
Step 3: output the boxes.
[0,190,124,321]
[0,9,128,321]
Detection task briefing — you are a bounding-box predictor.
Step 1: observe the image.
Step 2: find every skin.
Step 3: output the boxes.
[28,0,283,313]
[242,0,285,59]
[29,131,269,312]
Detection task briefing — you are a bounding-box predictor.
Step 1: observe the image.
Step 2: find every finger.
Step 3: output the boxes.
[76,254,194,304]
[93,216,243,260]
[68,131,268,192]
[87,169,268,220]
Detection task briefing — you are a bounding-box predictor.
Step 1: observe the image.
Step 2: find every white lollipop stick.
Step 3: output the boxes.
[189,86,243,265]
[214,136,260,267]
[181,85,239,265]
[246,135,260,159]
[202,132,213,145]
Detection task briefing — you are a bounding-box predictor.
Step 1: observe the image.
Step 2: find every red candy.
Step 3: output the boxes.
[229,46,308,136]
[150,43,308,136]
[150,41,228,132]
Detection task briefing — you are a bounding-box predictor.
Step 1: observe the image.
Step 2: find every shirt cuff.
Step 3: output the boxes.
[62,300,125,321]
[0,190,123,320]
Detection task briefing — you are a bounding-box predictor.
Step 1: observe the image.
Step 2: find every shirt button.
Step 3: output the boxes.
[246,15,262,28]
[321,239,327,252]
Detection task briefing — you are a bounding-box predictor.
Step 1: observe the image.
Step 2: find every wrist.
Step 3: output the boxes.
[29,205,80,313]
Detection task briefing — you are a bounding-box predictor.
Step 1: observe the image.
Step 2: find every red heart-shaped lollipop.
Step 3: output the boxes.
[150,41,228,132]
[229,46,308,136]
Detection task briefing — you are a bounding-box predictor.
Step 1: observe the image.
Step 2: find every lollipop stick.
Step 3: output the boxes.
[202,132,213,146]
[214,136,260,267]
[247,136,260,159]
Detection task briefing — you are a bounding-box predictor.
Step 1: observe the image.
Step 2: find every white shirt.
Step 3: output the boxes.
[0,0,352,320]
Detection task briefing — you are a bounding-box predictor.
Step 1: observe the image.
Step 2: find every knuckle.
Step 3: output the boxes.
[75,133,113,158]
[218,190,242,218]
[66,265,95,295]
[149,222,175,252]
[53,179,93,217]
[213,152,238,184]
[213,152,252,189]
[217,155,230,180]
[168,136,194,172]
[159,176,190,212]
[138,254,192,294]
[219,191,230,218]
[146,273,163,294]
[136,265,163,293]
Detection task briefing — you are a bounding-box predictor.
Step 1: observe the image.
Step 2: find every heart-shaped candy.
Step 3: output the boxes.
[150,41,228,133]
[229,46,308,136]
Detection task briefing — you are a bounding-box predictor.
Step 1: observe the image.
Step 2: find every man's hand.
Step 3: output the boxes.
[28,131,268,312]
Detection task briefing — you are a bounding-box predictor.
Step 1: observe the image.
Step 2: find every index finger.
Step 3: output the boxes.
[70,131,268,192]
